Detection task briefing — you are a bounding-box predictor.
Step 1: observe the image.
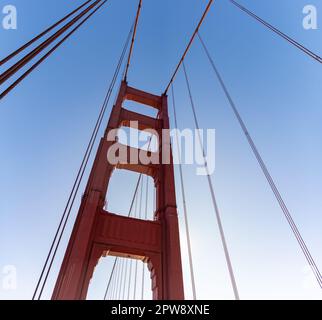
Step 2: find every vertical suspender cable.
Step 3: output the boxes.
[123,182,139,301]
[103,175,143,300]
[197,32,322,288]
[141,175,149,300]
[145,176,149,222]
[104,258,117,300]
[107,259,116,300]
[109,260,117,299]
[118,259,125,300]
[133,179,143,299]
[171,83,197,300]
[110,262,117,299]
[131,181,140,299]
[112,260,120,299]
[127,258,133,300]
[182,61,240,300]
[122,257,129,300]
[139,178,144,218]
[114,259,121,300]
[127,236,134,300]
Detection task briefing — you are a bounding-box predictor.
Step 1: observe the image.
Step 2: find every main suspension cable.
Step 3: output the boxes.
[124,0,143,81]
[0,0,104,86]
[164,0,214,95]
[229,0,321,63]
[0,0,94,66]
[171,83,197,300]
[32,21,134,300]
[197,32,322,288]
[182,61,240,300]
[0,0,108,100]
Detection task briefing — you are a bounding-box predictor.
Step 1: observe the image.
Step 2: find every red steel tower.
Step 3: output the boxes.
[52,81,185,300]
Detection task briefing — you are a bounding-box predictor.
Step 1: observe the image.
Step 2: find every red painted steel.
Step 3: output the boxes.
[52,81,184,300]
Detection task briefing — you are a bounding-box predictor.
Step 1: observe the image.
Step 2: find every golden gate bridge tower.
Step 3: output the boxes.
[52,80,185,300]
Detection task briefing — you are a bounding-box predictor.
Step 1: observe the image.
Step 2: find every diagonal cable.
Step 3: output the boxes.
[197,31,322,288]
[229,0,321,63]
[171,83,197,300]
[0,0,94,66]
[182,60,240,300]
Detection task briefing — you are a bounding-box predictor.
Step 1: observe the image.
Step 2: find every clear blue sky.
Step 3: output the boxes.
[0,0,321,300]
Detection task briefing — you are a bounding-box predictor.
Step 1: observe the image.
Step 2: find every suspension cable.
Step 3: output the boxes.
[229,0,321,64]
[141,175,149,300]
[106,261,114,299]
[197,32,322,288]
[105,267,113,299]
[115,259,122,300]
[164,0,214,95]
[117,260,123,300]
[118,259,126,300]
[103,258,117,300]
[127,259,133,300]
[0,0,94,66]
[110,259,119,299]
[32,21,134,300]
[182,61,240,300]
[144,175,149,222]
[128,178,140,300]
[171,83,197,300]
[0,0,105,87]
[103,175,143,299]
[0,0,109,101]
[115,261,122,300]
[133,179,143,299]
[122,257,129,299]
[122,179,140,301]
[124,0,143,81]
